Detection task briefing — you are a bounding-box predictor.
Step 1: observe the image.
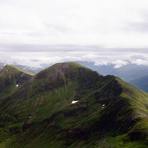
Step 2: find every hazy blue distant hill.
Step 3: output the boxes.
[130,76,148,92]
[80,61,148,91]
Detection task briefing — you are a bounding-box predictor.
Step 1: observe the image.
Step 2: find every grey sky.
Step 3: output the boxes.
[0,0,148,46]
[0,0,148,67]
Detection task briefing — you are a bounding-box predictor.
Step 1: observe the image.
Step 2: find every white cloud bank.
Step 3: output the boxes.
[0,46,148,68]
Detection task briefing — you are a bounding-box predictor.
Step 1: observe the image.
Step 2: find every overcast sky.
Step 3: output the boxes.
[0,0,148,67]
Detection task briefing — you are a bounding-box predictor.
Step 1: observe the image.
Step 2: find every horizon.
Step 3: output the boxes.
[1,45,148,68]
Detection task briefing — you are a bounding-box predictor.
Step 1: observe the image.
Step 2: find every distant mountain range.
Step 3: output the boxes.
[80,62,148,92]
[0,62,147,148]
[130,76,148,92]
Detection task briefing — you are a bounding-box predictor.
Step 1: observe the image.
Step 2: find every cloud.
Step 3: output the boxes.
[0,45,148,68]
[0,0,148,67]
[0,0,148,47]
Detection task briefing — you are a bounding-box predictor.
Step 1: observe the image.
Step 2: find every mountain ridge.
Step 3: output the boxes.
[0,62,147,148]
[0,64,33,100]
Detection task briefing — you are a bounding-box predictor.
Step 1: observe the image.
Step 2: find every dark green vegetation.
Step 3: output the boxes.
[0,65,33,100]
[0,62,147,148]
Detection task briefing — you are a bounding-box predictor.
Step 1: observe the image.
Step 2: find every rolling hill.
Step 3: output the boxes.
[0,62,147,148]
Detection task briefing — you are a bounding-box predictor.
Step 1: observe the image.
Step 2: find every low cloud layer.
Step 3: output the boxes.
[0,45,148,68]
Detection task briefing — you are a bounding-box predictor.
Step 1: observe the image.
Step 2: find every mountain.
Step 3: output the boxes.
[130,76,148,92]
[0,62,147,148]
[80,62,148,81]
[80,62,148,91]
[7,61,148,92]
[0,65,33,99]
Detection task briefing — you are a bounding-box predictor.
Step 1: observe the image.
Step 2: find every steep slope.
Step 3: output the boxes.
[0,62,147,148]
[0,65,33,99]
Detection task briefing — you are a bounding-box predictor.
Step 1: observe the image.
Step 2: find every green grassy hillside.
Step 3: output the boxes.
[0,65,33,100]
[0,62,147,148]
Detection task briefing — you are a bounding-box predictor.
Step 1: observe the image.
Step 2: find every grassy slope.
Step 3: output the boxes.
[0,65,33,100]
[0,62,148,148]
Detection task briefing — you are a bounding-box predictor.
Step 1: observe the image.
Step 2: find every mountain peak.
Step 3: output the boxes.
[0,65,33,99]
[50,62,85,69]
[1,65,34,76]
[2,64,19,71]
[46,62,87,74]
[35,62,95,80]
